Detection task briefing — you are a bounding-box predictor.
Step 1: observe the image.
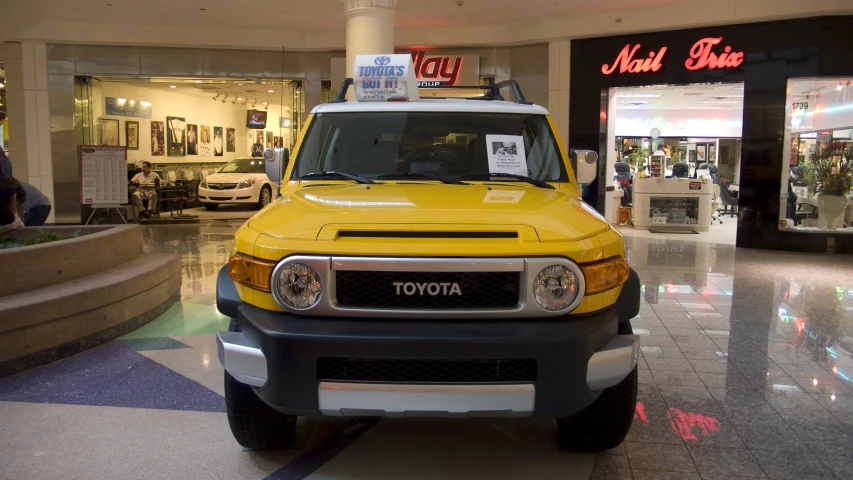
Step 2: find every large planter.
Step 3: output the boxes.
[817,194,847,229]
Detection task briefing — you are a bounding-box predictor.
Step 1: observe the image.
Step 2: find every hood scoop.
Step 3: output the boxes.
[337,231,519,239]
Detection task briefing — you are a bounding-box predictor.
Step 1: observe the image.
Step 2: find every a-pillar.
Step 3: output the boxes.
[0,41,55,223]
[341,0,397,99]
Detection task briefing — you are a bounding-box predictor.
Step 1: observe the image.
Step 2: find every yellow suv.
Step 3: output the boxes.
[216,73,640,452]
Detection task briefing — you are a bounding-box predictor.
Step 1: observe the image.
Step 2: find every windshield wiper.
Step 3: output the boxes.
[300,171,375,184]
[377,172,469,185]
[460,173,556,190]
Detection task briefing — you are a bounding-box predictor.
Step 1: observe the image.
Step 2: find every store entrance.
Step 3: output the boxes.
[75,76,304,224]
[603,82,744,243]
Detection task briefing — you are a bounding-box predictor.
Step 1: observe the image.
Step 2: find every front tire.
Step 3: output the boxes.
[555,323,638,451]
[224,319,297,450]
[257,186,271,209]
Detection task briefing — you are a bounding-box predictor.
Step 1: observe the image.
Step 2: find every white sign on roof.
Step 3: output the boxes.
[354,54,420,102]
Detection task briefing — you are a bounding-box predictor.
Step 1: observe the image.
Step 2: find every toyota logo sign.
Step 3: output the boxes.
[374,56,391,66]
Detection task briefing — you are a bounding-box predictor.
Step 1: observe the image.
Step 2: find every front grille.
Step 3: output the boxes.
[317,357,537,383]
[207,183,237,190]
[335,271,520,309]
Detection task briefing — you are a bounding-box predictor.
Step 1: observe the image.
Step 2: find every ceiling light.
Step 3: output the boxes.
[262,101,269,105]
[221,94,228,103]
[169,85,176,88]
[268,89,274,93]
[195,80,202,83]
[212,93,220,102]
[0,80,5,88]
[237,97,243,101]
[838,83,844,91]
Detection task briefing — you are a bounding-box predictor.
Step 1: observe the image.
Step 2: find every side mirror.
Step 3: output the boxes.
[570,149,599,185]
[263,148,290,187]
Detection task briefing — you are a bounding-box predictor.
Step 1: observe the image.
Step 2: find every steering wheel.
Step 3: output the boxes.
[407,145,460,164]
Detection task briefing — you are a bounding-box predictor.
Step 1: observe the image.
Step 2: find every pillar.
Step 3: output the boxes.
[547,40,571,149]
[1,41,54,223]
[341,0,397,99]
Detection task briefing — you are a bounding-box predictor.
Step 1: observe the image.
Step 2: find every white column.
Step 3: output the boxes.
[2,41,54,222]
[341,0,397,99]
[547,40,571,150]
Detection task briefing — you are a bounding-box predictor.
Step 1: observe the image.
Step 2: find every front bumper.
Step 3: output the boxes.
[198,185,258,203]
[216,265,641,418]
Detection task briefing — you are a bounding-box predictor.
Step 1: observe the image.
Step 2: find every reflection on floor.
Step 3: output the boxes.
[1,225,852,479]
[618,215,739,245]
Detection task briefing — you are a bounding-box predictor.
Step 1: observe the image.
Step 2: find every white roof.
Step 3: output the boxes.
[312,98,550,116]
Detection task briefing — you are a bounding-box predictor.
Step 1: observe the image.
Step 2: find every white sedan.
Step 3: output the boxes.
[198,157,277,210]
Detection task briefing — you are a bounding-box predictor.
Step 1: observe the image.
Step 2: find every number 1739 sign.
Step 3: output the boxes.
[792,102,809,112]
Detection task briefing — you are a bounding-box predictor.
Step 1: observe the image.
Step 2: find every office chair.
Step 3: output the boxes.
[164,180,199,219]
[717,181,738,217]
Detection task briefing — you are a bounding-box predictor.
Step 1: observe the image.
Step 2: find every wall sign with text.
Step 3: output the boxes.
[601,37,744,75]
[409,51,480,87]
[105,97,153,118]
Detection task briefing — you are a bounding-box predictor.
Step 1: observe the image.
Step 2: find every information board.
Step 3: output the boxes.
[78,146,128,207]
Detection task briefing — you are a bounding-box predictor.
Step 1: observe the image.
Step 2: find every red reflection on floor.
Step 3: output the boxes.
[634,402,648,422]
[634,402,721,440]
[668,408,720,440]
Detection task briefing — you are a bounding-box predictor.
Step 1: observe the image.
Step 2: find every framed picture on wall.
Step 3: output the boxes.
[255,130,264,145]
[696,145,706,162]
[213,126,224,157]
[226,128,236,152]
[125,121,139,150]
[166,116,186,156]
[101,119,119,146]
[199,126,211,157]
[266,131,273,149]
[708,144,716,163]
[187,124,198,155]
[151,121,165,156]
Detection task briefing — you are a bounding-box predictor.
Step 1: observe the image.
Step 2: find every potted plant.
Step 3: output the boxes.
[630,147,650,178]
[804,146,853,229]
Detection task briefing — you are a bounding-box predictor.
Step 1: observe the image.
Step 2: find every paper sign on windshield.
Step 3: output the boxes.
[486,135,527,176]
[354,55,420,102]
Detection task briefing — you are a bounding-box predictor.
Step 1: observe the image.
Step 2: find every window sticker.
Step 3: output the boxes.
[486,134,527,176]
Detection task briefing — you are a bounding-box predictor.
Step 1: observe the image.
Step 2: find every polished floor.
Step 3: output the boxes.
[1,224,852,479]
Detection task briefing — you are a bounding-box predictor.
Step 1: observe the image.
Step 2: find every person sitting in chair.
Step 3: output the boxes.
[131,161,161,219]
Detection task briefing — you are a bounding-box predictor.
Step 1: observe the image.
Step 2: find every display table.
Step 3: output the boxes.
[633,178,713,232]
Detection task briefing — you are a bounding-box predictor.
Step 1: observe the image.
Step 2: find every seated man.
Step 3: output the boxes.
[20,181,52,226]
[130,161,161,219]
[0,175,25,231]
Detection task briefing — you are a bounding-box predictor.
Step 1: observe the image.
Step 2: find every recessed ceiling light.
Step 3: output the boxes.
[268,89,274,93]
[237,97,243,101]
[195,80,202,83]
[169,85,176,88]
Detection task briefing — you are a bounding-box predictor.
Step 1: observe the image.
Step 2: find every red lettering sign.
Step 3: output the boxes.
[602,37,743,75]
[685,37,744,71]
[411,51,464,86]
[602,44,668,75]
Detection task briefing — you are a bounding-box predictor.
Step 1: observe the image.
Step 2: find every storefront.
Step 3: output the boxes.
[569,16,853,253]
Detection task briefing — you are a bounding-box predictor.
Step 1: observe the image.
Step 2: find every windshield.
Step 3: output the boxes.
[292,112,569,182]
[219,158,266,174]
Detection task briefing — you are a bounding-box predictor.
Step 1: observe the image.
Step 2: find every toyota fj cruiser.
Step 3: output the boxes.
[216,55,640,452]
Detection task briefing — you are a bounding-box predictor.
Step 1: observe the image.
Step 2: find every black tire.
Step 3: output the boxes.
[204,204,219,210]
[257,186,271,209]
[556,323,637,452]
[224,318,297,450]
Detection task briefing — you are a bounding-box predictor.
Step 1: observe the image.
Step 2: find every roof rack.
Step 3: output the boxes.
[330,78,533,105]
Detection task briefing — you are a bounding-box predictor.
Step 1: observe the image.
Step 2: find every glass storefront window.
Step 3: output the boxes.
[780,77,853,233]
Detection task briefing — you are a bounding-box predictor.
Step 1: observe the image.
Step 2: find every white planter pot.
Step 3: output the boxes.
[817,194,847,230]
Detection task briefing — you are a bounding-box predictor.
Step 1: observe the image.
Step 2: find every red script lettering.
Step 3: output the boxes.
[602,45,668,75]
[685,37,744,71]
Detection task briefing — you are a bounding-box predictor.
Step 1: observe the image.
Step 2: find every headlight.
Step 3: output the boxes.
[274,262,323,309]
[533,265,580,311]
[200,180,207,188]
[228,254,274,292]
[581,257,630,295]
[238,178,257,189]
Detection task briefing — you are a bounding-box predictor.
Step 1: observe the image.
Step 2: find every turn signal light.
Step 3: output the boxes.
[582,257,630,295]
[228,254,275,292]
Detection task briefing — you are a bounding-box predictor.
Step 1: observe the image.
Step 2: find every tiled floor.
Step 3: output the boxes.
[2,224,852,479]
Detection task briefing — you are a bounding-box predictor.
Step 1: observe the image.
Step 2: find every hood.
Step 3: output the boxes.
[248,183,610,242]
[204,172,266,183]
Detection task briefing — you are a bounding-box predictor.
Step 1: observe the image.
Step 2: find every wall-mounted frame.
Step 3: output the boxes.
[101,119,119,146]
[125,121,139,150]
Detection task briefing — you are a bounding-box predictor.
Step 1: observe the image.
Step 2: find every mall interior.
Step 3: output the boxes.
[2,1,853,479]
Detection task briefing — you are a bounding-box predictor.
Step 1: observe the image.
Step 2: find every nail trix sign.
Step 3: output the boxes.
[601,37,744,75]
